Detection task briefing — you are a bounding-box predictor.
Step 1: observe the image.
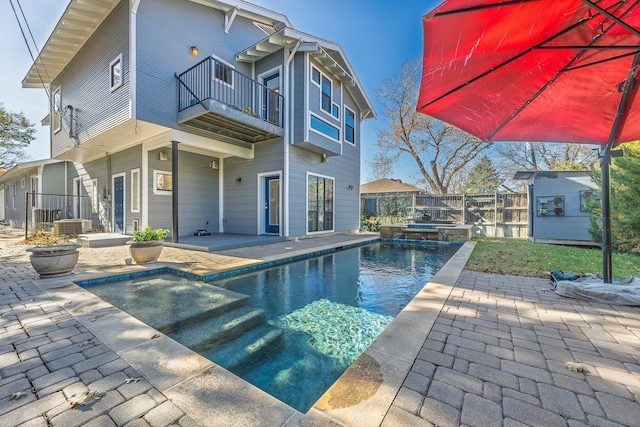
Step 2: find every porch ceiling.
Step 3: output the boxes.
[22,0,120,88]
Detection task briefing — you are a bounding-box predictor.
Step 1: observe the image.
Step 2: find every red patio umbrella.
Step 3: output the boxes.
[418,0,640,283]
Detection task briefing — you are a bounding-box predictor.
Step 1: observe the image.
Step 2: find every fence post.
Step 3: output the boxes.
[494,191,498,238]
[462,193,466,225]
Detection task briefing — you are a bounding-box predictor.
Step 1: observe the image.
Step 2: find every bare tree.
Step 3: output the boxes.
[497,141,597,175]
[371,59,491,194]
[0,103,35,169]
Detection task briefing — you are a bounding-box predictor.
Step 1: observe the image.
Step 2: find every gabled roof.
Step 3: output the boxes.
[361,179,423,194]
[22,0,292,89]
[236,27,376,120]
[0,159,64,183]
[22,0,121,88]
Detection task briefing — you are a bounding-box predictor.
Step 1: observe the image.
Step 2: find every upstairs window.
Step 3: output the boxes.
[311,67,320,85]
[53,87,61,134]
[214,60,234,88]
[110,54,123,92]
[345,107,355,145]
[321,75,332,113]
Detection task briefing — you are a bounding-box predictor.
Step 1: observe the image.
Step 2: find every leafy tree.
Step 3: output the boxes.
[587,142,640,254]
[461,155,502,193]
[0,103,35,168]
[371,59,491,194]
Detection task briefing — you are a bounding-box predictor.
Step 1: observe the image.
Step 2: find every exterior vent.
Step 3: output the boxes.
[254,22,277,35]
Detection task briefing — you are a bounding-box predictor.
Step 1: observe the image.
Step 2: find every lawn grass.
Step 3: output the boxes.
[466,238,640,279]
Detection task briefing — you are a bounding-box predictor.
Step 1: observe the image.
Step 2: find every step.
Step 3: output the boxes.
[108,280,250,332]
[165,305,267,350]
[200,325,284,371]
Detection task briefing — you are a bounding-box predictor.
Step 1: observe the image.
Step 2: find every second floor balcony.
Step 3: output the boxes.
[177,57,284,143]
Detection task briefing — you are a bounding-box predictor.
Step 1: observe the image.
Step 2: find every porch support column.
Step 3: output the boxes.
[172,140,179,243]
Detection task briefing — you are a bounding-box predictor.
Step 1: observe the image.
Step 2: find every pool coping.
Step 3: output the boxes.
[30,237,474,427]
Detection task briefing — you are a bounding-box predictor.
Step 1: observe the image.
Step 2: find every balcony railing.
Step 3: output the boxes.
[177,57,283,128]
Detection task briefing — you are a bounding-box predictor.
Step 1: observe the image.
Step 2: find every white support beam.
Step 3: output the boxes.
[224,7,237,34]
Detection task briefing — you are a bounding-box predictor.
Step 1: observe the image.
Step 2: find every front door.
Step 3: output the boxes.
[113,174,124,233]
[264,176,280,234]
[263,73,280,125]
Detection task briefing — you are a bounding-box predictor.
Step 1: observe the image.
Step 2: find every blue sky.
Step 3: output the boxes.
[1,0,439,183]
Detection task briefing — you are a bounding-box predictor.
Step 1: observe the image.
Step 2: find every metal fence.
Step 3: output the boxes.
[25,192,96,237]
[176,56,284,127]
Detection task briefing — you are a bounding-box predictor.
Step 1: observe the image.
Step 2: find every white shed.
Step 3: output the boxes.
[514,171,596,245]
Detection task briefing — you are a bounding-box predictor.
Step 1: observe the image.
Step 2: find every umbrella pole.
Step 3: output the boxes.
[601,147,613,284]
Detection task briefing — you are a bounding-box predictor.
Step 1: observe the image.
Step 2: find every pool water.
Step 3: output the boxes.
[83,241,459,412]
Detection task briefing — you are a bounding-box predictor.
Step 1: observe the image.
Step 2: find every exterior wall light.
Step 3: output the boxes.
[191,46,199,56]
[235,177,242,184]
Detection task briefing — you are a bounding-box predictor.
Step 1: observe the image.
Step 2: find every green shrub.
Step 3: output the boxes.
[131,227,170,242]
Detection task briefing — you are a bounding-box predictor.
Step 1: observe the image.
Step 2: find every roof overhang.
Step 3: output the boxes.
[513,171,560,180]
[22,0,121,89]
[188,0,291,28]
[0,159,63,183]
[236,27,376,120]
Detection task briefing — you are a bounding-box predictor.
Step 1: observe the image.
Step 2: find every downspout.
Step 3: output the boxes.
[282,40,301,238]
[172,141,179,243]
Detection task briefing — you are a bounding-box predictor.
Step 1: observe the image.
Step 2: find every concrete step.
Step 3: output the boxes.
[166,305,267,350]
[200,325,283,371]
[77,233,132,248]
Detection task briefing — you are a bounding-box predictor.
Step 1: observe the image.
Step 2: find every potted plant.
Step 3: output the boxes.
[25,229,81,277]
[127,227,170,264]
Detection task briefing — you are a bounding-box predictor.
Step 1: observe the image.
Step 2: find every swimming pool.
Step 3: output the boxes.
[81,240,459,412]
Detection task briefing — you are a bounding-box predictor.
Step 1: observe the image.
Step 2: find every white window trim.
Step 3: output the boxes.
[153,170,172,196]
[53,86,61,134]
[344,106,356,146]
[20,177,25,188]
[311,66,321,87]
[309,112,341,144]
[110,54,123,92]
[306,172,335,235]
[212,54,235,89]
[131,168,140,212]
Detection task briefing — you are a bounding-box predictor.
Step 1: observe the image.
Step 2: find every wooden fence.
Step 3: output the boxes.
[363,192,529,238]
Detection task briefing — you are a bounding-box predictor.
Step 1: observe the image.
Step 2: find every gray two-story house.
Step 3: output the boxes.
[23,0,375,239]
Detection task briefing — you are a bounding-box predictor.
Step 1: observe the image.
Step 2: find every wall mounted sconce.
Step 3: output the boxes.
[209,160,219,169]
[235,177,242,184]
[190,46,199,56]
[348,185,354,191]
[159,151,168,161]
[321,153,328,163]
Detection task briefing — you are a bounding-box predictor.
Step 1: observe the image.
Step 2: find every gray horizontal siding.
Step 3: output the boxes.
[51,0,130,158]
[223,139,283,234]
[533,173,594,241]
[136,0,270,132]
[293,53,305,143]
[147,148,220,237]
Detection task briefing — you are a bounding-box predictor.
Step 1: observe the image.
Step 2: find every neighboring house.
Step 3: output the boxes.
[360,178,422,218]
[23,0,375,238]
[0,160,71,228]
[513,170,596,245]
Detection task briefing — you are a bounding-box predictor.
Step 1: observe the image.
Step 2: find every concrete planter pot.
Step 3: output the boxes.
[26,245,81,277]
[128,241,163,264]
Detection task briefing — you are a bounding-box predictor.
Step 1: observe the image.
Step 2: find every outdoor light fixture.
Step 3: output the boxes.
[348,185,354,191]
[190,46,199,56]
[159,151,168,161]
[235,177,242,184]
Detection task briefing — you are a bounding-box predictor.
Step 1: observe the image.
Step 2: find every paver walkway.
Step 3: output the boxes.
[1,225,640,426]
[385,271,640,427]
